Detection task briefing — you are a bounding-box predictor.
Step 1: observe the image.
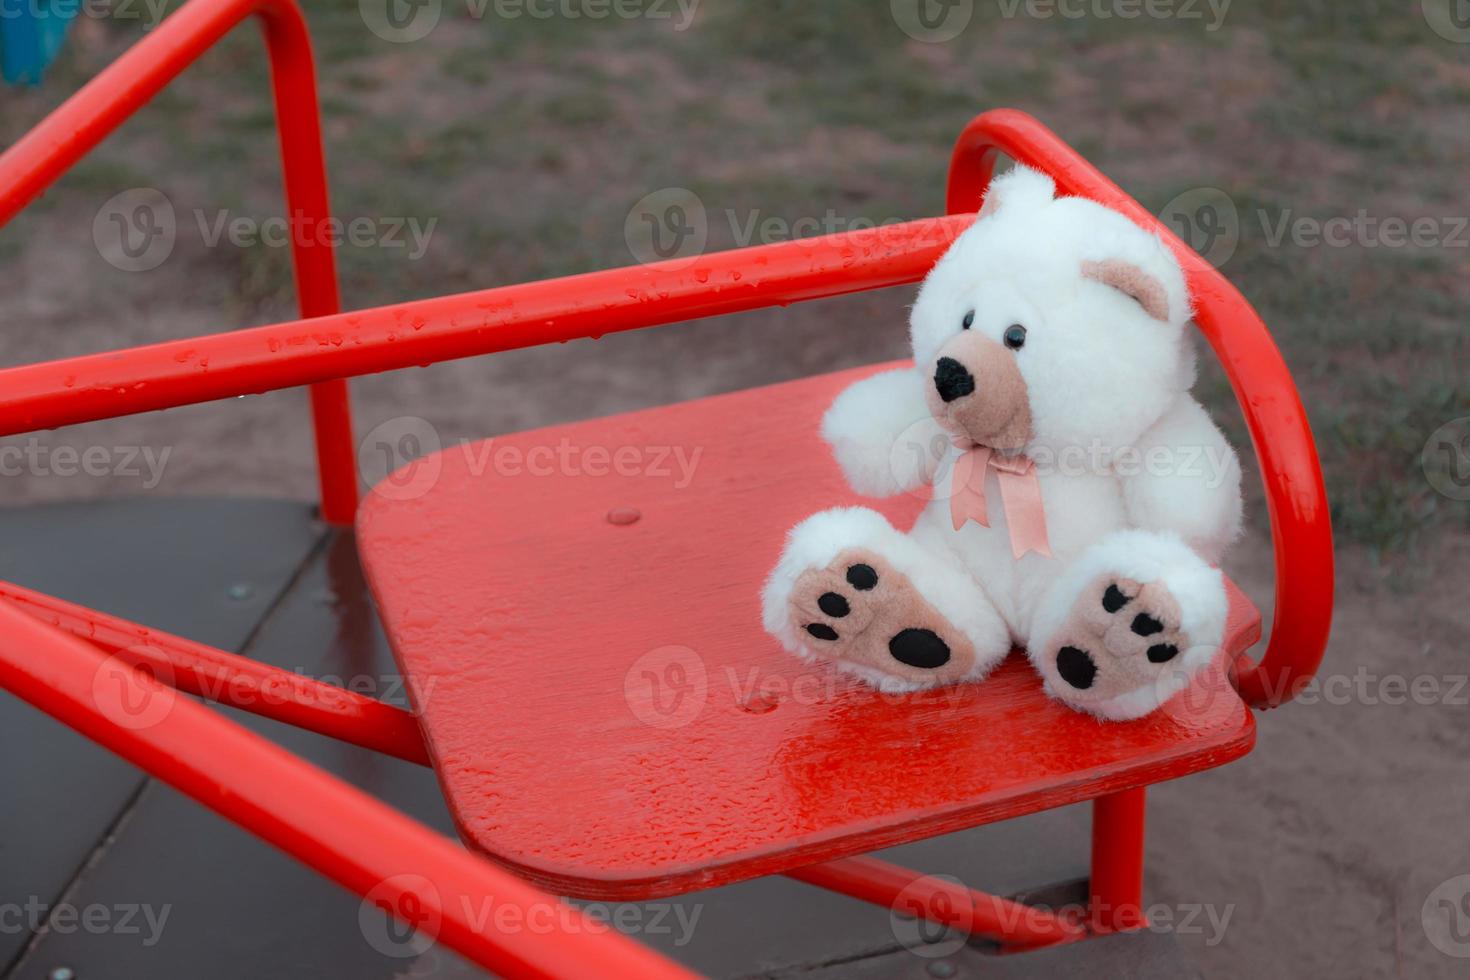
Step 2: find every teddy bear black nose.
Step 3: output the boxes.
[934,357,975,403]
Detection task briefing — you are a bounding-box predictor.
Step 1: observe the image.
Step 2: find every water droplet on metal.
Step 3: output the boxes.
[738,692,780,715]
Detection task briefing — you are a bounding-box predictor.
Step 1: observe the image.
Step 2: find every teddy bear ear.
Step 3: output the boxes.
[1081,259,1172,322]
[978,165,1057,220]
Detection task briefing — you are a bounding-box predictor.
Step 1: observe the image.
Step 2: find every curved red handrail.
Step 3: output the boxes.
[0,0,357,524]
[945,109,1333,710]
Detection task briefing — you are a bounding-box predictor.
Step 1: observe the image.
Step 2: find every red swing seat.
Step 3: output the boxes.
[357,361,1261,900]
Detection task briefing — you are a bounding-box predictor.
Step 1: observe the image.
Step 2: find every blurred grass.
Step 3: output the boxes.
[1,0,1466,562]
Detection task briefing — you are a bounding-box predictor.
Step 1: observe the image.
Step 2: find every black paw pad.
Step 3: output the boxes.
[806,624,839,641]
[817,592,850,617]
[1102,584,1131,613]
[846,564,878,591]
[1147,643,1180,664]
[1131,612,1165,637]
[1056,646,1097,690]
[887,628,950,669]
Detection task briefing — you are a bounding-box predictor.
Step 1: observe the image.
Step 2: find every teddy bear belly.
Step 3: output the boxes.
[914,470,1128,637]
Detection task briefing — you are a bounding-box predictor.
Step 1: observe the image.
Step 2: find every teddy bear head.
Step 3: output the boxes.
[909,166,1195,458]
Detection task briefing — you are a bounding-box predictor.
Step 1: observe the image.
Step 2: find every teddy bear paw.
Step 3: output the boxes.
[787,548,980,691]
[1038,574,1219,721]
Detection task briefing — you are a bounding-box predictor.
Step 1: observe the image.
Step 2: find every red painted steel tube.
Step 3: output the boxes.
[0,0,358,525]
[0,581,430,766]
[947,110,1333,710]
[1089,788,1147,933]
[784,855,1082,950]
[0,600,698,980]
[0,215,969,436]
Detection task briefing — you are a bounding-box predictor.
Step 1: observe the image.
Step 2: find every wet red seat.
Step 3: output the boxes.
[357,362,1257,901]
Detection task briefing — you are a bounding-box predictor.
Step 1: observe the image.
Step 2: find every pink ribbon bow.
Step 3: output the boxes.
[948,446,1053,559]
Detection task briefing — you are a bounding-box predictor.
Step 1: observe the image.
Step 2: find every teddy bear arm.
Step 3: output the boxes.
[820,367,943,498]
[1120,396,1243,563]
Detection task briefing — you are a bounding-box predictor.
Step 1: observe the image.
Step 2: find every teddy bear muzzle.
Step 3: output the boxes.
[924,330,1034,451]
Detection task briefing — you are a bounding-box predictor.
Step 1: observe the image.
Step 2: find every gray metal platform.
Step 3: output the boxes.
[0,498,1196,979]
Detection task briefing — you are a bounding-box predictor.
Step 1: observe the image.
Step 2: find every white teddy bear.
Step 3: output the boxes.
[762,166,1243,721]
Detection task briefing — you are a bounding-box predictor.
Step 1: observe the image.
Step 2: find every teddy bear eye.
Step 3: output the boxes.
[961,310,975,330]
[1003,324,1027,350]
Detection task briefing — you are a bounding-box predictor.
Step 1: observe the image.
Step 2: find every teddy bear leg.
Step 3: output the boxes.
[1026,529,1230,721]
[762,507,1011,693]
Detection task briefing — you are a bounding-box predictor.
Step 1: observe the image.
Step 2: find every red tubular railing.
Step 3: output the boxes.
[0,215,969,433]
[0,599,696,979]
[944,109,1334,710]
[0,580,432,766]
[0,0,357,524]
[785,856,1084,950]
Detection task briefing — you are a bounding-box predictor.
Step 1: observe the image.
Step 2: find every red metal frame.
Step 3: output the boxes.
[0,599,691,980]
[1089,788,1148,933]
[0,580,432,766]
[0,0,1333,974]
[0,0,357,525]
[785,856,1083,950]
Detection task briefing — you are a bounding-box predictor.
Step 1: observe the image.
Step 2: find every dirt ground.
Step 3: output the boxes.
[3,2,1469,977]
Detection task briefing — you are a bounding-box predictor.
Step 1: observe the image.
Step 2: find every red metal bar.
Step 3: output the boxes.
[0,600,697,979]
[0,0,358,525]
[0,580,430,766]
[1089,788,1147,933]
[784,855,1082,950]
[946,109,1333,710]
[0,216,969,436]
